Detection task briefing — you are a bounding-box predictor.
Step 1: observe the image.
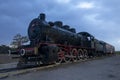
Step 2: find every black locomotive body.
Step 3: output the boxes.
[28,14,81,46]
[12,13,115,67]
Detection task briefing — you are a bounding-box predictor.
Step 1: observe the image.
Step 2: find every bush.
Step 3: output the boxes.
[0,45,11,54]
[115,51,120,54]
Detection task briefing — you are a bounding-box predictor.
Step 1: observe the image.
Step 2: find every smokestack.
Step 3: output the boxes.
[39,13,46,21]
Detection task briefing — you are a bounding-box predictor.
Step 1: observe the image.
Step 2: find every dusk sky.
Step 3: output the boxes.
[0,0,120,50]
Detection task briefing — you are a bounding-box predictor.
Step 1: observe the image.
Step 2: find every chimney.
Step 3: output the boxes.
[39,13,46,21]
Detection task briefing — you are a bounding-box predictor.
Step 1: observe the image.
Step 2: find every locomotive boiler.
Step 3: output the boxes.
[28,13,81,46]
[11,13,115,67]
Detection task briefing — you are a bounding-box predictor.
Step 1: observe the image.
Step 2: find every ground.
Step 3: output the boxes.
[2,54,120,80]
[0,54,18,64]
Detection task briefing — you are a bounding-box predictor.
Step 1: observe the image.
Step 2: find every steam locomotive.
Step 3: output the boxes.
[12,13,115,67]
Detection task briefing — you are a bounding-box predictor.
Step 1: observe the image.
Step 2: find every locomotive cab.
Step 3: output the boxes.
[78,32,95,48]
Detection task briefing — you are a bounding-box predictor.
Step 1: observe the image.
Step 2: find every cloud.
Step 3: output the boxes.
[75,2,95,9]
[0,0,120,50]
[55,0,71,4]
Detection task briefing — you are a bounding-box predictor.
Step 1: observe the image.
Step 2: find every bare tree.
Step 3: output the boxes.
[11,33,29,48]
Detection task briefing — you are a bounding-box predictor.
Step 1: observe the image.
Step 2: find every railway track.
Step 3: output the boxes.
[0,55,115,79]
[0,67,18,73]
[0,64,48,73]
[0,63,59,79]
[0,56,105,73]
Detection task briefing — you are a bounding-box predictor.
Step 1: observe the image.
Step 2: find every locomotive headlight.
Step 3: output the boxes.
[20,49,25,56]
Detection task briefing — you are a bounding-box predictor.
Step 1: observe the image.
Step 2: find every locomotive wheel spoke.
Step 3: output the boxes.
[76,54,80,60]
[78,49,84,60]
[56,49,65,64]
[71,48,78,62]
[73,56,77,62]
[83,49,88,60]
[56,58,62,64]
[64,54,71,63]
